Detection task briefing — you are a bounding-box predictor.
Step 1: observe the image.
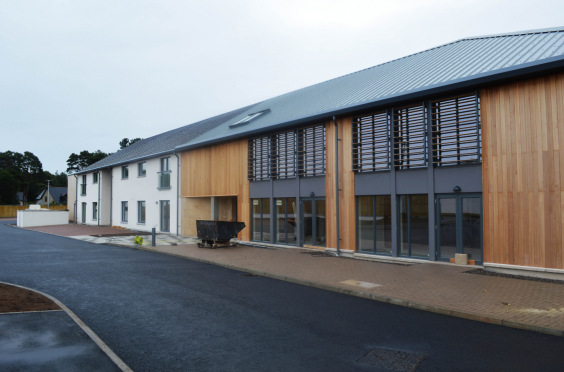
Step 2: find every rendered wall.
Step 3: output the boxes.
[481,72,564,269]
[17,210,69,227]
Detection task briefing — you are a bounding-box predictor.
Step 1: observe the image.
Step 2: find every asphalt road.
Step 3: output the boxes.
[1,220,563,372]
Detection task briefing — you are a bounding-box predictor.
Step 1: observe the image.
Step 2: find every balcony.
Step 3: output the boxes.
[158,171,171,189]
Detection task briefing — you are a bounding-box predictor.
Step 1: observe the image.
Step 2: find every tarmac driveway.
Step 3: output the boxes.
[1,220,564,372]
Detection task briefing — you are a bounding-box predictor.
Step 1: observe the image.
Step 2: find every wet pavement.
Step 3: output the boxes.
[0,311,120,372]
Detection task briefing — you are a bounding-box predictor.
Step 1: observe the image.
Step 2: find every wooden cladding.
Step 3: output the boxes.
[297,124,326,177]
[481,73,564,269]
[352,111,390,172]
[247,136,270,181]
[431,93,481,166]
[393,104,427,169]
[271,130,295,179]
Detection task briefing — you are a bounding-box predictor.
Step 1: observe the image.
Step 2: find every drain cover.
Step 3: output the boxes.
[357,348,425,371]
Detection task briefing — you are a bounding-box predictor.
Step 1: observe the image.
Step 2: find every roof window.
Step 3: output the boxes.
[229,109,270,128]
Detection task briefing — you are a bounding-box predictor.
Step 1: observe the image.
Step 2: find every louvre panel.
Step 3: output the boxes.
[297,124,326,177]
[352,111,390,172]
[271,130,296,179]
[431,93,481,166]
[248,136,270,180]
[393,104,427,169]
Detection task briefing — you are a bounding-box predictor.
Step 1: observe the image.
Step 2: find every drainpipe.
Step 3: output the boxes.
[333,116,340,256]
[74,175,78,224]
[174,151,180,236]
[108,167,113,226]
[97,171,101,226]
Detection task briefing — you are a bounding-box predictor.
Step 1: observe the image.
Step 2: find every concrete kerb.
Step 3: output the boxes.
[108,243,564,338]
[0,281,133,372]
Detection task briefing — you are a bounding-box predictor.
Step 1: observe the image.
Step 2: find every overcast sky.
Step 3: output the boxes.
[1,0,562,173]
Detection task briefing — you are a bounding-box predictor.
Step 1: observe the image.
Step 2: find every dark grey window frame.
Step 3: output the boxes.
[356,195,392,255]
[93,172,98,183]
[92,202,97,220]
[271,130,296,179]
[274,198,297,245]
[81,202,86,223]
[352,111,390,172]
[158,157,172,189]
[121,166,129,179]
[160,200,170,232]
[138,201,146,224]
[248,136,271,181]
[121,201,128,223]
[300,197,326,247]
[297,124,326,177]
[138,162,146,177]
[80,175,86,195]
[397,194,429,259]
[251,198,270,242]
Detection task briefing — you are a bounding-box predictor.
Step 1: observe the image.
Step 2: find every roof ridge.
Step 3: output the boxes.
[462,25,564,41]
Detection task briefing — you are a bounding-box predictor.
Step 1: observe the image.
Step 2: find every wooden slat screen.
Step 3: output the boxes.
[271,130,296,179]
[431,93,481,166]
[393,104,427,169]
[297,124,326,177]
[352,111,389,172]
[247,136,270,180]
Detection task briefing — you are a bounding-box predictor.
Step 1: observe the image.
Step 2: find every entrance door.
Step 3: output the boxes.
[81,203,86,223]
[160,200,170,232]
[301,198,326,247]
[436,194,482,263]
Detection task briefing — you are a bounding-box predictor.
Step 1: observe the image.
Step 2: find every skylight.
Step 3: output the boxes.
[229,109,270,128]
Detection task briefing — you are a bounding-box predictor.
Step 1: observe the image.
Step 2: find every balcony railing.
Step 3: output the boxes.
[158,171,171,189]
[80,184,86,195]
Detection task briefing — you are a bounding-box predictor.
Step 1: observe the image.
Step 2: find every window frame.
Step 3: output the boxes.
[92,202,98,220]
[356,195,392,255]
[297,123,326,177]
[397,194,430,259]
[80,175,87,195]
[248,136,270,181]
[121,165,129,179]
[93,172,98,183]
[121,201,128,223]
[274,198,297,245]
[138,201,146,224]
[352,111,390,172]
[251,198,271,242]
[138,162,146,177]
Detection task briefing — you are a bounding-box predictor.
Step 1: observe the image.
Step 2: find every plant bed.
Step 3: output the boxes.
[0,283,60,313]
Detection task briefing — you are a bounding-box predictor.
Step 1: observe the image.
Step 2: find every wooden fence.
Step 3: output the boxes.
[0,205,68,218]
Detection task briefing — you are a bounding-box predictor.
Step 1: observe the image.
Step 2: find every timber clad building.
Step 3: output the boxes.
[77,27,564,276]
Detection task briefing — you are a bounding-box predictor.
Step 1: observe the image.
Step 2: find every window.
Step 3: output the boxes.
[398,195,429,258]
[229,109,270,128]
[93,172,98,183]
[251,198,270,242]
[121,201,128,222]
[248,136,270,181]
[122,166,129,179]
[357,196,392,254]
[138,201,145,223]
[431,93,481,166]
[302,199,326,247]
[393,104,427,169]
[92,202,98,220]
[160,200,170,232]
[297,123,326,177]
[138,162,146,177]
[158,157,171,188]
[353,111,390,172]
[271,130,296,179]
[80,175,86,195]
[275,198,297,245]
[82,202,86,223]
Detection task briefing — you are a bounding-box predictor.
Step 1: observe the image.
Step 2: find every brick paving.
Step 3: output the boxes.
[17,224,564,335]
[23,224,143,237]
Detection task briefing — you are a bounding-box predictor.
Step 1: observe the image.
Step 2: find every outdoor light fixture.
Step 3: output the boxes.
[310,192,315,197]
[453,186,462,192]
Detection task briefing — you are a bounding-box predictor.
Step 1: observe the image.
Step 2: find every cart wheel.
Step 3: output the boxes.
[212,244,217,248]
[197,243,204,248]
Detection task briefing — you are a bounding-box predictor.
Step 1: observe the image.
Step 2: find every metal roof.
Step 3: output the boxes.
[78,103,259,173]
[176,26,564,151]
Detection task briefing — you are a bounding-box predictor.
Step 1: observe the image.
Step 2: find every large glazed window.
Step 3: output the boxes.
[398,194,429,258]
[275,198,297,245]
[393,104,427,169]
[251,198,270,242]
[357,195,392,254]
[431,93,481,166]
[248,136,270,181]
[352,111,390,172]
[271,130,296,179]
[297,124,326,177]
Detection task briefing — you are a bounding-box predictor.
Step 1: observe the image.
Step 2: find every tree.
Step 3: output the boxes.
[0,170,20,205]
[66,150,111,173]
[44,171,68,187]
[119,138,142,149]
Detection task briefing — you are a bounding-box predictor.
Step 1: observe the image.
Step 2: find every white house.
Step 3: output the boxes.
[69,105,255,235]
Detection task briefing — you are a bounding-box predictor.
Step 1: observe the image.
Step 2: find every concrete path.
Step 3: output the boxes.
[5,221,564,371]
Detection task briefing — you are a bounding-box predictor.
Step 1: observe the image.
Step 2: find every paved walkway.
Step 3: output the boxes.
[20,224,564,336]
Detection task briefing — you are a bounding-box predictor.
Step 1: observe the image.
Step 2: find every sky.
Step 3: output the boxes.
[1,0,563,173]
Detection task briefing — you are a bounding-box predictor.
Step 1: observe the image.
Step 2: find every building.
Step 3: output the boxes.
[36,187,67,206]
[75,27,564,277]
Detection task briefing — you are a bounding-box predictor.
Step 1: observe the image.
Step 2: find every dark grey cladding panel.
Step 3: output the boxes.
[434,165,482,193]
[354,172,391,195]
[300,176,326,197]
[396,169,428,194]
[273,179,297,198]
[249,181,271,198]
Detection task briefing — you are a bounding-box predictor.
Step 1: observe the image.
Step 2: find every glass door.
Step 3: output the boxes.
[301,198,326,247]
[436,194,482,263]
[82,203,86,223]
[160,200,170,232]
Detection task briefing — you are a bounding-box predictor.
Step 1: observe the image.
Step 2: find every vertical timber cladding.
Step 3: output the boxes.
[180,139,250,241]
[326,118,356,251]
[481,72,564,269]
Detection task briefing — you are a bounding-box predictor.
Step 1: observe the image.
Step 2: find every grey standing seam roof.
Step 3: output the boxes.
[176,26,564,150]
[79,104,259,173]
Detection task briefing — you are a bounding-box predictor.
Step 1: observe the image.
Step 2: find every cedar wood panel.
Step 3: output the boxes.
[481,72,564,269]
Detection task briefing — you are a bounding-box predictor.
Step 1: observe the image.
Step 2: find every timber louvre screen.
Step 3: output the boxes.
[248,136,270,180]
[297,124,326,177]
[352,111,390,171]
[271,130,296,179]
[393,104,427,169]
[431,93,481,166]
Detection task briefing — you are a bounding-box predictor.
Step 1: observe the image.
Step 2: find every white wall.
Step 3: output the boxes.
[17,210,69,227]
[76,171,105,225]
[111,155,180,234]
[67,175,77,221]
